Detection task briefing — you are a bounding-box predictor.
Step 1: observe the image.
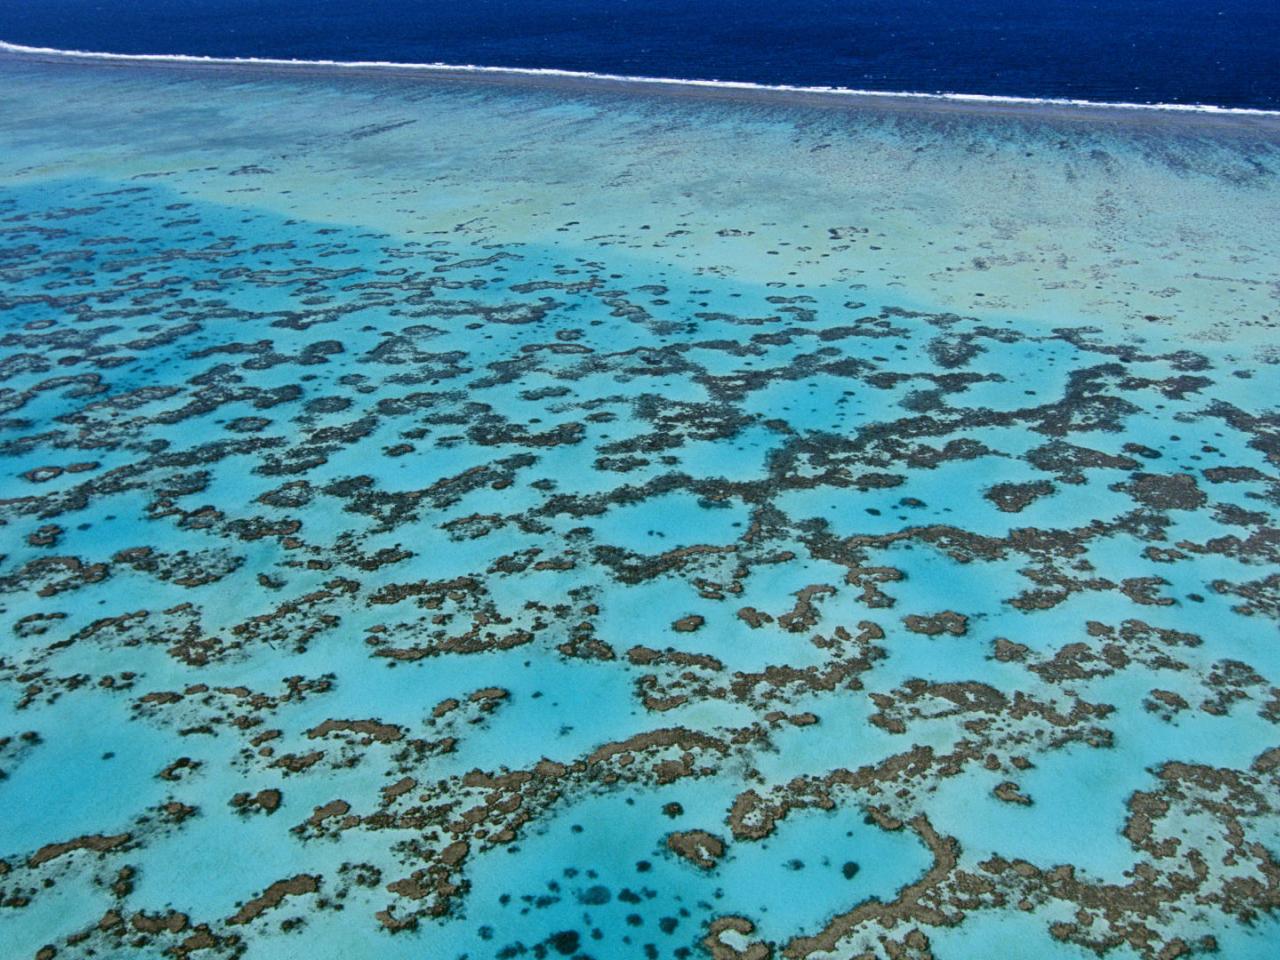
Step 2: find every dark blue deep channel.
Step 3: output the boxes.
[1,0,1278,110]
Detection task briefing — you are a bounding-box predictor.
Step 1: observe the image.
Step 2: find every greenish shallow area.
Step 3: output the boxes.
[0,52,1279,960]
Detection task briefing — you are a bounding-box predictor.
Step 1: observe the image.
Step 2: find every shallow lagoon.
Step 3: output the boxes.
[0,49,1279,960]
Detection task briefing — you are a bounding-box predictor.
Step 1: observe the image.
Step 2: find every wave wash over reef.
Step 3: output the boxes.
[1,47,1280,960]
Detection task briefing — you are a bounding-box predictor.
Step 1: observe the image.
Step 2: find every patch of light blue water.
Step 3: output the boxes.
[777,451,1109,540]
[1120,405,1272,474]
[749,692,909,782]
[533,438,667,499]
[855,546,1052,685]
[426,786,726,957]
[0,488,147,569]
[1,877,141,960]
[0,691,178,853]
[927,751,1138,881]
[422,778,932,958]
[951,356,1074,416]
[128,764,344,921]
[683,343,768,379]
[579,490,750,553]
[986,587,1158,658]
[649,698,767,738]
[670,422,779,482]
[1003,482,1137,535]
[591,578,701,641]
[884,542,1015,615]
[926,905,1133,960]
[1205,480,1280,529]
[303,649,643,777]
[1098,669,1279,768]
[1080,533,1279,668]
[931,663,1280,882]
[715,804,933,944]
[741,375,871,436]
[592,578,839,675]
[681,552,868,667]
[1208,913,1280,959]
[0,445,135,499]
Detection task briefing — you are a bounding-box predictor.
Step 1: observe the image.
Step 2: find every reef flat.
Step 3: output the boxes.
[1,50,1279,960]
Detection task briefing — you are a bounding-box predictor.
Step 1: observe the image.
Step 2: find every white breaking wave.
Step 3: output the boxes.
[3,38,1278,118]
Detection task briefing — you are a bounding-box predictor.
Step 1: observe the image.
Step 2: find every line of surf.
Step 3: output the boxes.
[3,38,1278,118]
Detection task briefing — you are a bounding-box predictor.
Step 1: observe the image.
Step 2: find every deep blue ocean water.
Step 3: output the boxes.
[1,0,1278,109]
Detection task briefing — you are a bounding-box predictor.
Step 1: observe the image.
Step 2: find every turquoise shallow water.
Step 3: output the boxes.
[0,51,1279,960]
